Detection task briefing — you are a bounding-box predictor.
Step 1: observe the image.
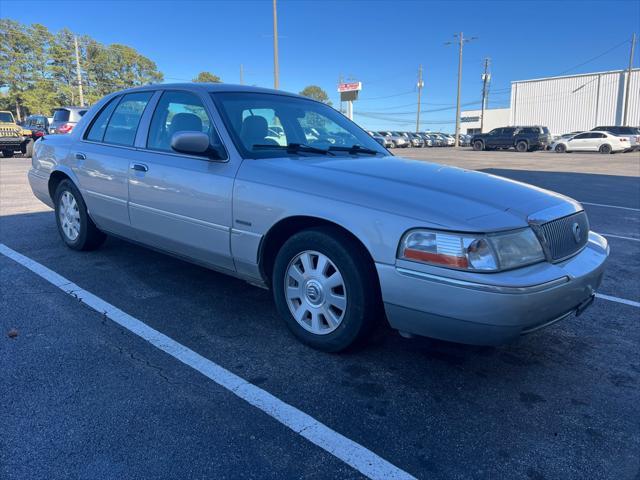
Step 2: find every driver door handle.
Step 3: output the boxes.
[75,152,86,160]
[131,163,148,172]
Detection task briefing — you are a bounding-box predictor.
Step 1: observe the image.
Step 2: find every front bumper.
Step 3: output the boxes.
[377,232,609,345]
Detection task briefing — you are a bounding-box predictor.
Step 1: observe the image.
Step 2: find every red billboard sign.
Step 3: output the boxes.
[337,82,362,93]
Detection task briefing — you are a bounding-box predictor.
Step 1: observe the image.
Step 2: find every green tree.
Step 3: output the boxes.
[193,71,222,83]
[299,85,332,105]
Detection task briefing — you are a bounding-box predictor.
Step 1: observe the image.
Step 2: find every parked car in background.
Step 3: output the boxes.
[426,133,446,146]
[24,114,51,138]
[379,131,408,148]
[367,130,388,147]
[375,131,395,148]
[50,106,88,134]
[471,125,551,152]
[28,83,609,352]
[0,110,32,157]
[552,131,629,154]
[394,131,413,147]
[407,132,425,147]
[459,134,471,146]
[591,126,640,151]
[418,133,433,147]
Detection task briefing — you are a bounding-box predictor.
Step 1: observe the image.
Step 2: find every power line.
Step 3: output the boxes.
[557,38,630,76]
[356,90,415,101]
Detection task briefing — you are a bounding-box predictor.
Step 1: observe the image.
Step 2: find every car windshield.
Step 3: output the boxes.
[211,92,387,159]
[0,112,14,122]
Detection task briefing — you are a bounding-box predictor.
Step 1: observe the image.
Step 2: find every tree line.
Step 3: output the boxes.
[0,20,333,122]
[0,19,163,121]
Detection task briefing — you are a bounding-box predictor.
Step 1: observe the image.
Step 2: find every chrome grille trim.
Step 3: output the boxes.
[532,211,589,262]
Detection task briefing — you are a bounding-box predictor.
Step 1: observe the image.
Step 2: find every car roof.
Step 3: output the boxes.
[115,82,303,99]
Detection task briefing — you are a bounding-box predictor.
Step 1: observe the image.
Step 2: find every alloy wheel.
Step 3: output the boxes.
[58,191,81,241]
[284,250,347,335]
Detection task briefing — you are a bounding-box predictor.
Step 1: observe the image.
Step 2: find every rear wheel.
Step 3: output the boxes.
[472,140,484,151]
[555,144,566,153]
[599,144,612,154]
[2,149,14,158]
[272,227,379,352]
[516,141,528,152]
[54,179,106,250]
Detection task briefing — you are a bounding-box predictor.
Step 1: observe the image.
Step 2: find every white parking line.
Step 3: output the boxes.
[0,243,415,480]
[596,293,640,308]
[581,202,640,212]
[602,233,640,242]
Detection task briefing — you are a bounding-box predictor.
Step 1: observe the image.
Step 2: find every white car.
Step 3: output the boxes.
[552,131,629,154]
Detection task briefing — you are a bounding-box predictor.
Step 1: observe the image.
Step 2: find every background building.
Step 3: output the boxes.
[510,68,639,134]
[460,108,510,135]
[462,68,639,135]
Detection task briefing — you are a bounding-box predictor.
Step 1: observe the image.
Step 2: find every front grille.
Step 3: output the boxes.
[537,211,589,262]
[0,127,20,138]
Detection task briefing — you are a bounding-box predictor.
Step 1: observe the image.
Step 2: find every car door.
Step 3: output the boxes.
[75,91,154,236]
[589,132,607,150]
[485,128,503,147]
[127,89,236,271]
[566,132,590,151]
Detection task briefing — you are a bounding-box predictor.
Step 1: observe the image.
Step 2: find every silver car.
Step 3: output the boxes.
[28,84,609,352]
[50,106,88,134]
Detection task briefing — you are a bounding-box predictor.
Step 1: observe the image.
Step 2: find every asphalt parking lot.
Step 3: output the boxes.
[1,148,639,479]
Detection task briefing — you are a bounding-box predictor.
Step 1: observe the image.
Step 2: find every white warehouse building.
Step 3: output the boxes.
[461,68,639,135]
[510,68,639,134]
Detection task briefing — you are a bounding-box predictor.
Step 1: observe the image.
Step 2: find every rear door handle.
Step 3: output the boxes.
[131,163,148,172]
[75,152,86,160]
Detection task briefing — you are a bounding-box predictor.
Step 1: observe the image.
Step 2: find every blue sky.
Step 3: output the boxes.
[2,0,639,132]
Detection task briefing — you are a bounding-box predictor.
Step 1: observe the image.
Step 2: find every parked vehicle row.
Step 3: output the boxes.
[470,124,640,154]
[0,110,33,158]
[369,130,471,148]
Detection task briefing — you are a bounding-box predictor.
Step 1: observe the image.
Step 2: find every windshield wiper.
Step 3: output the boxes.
[252,143,333,155]
[328,144,379,155]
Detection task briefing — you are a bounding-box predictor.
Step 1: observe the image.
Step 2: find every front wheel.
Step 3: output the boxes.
[54,179,106,250]
[555,144,566,153]
[2,149,14,158]
[272,227,379,352]
[472,140,484,151]
[599,144,612,154]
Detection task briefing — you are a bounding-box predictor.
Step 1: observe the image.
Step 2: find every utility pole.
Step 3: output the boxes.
[74,35,84,106]
[623,32,636,126]
[272,0,279,89]
[416,64,424,133]
[446,32,477,146]
[480,57,491,133]
[240,64,244,85]
[339,73,344,114]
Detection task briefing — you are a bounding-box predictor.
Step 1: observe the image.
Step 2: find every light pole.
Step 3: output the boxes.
[480,58,490,133]
[623,32,636,126]
[446,33,477,146]
[416,64,424,133]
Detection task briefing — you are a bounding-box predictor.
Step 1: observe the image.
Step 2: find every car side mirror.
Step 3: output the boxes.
[170,131,224,160]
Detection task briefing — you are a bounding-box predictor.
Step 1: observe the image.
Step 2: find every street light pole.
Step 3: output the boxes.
[480,58,490,133]
[416,64,423,133]
[446,32,477,147]
[272,0,279,89]
[623,32,636,126]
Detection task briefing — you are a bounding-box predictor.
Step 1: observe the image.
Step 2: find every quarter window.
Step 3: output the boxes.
[147,90,223,155]
[103,92,153,146]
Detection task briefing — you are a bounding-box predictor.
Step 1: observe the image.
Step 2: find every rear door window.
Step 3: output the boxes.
[103,92,153,146]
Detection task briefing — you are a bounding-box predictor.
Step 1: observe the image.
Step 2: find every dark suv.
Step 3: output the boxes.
[471,126,551,152]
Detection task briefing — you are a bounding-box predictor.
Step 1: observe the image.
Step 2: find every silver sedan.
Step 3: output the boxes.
[28,84,609,352]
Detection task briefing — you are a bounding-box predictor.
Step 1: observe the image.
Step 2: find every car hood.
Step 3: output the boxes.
[240,155,580,231]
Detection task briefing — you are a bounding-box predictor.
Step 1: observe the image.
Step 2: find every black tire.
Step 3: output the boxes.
[555,144,566,153]
[272,226,380,352]
[54,179,106,251]
[472,140,484,151]
[516,140,528,152]
[599,144,612,154]
[2,149,14,158]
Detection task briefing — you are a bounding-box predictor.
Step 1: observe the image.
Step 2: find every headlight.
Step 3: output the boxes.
[398,228,545,272]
